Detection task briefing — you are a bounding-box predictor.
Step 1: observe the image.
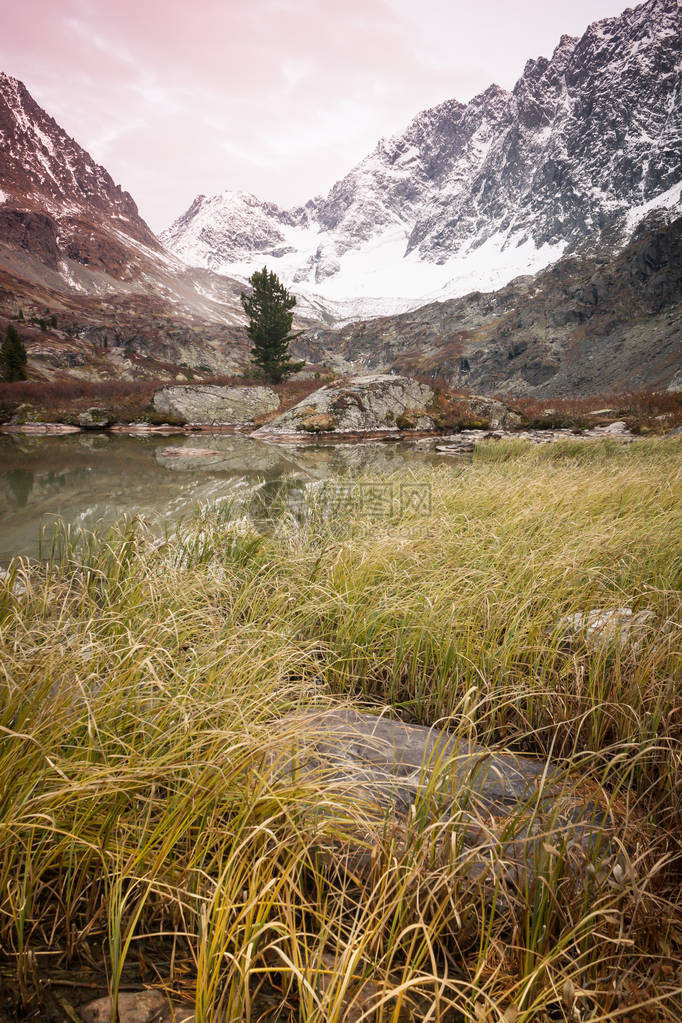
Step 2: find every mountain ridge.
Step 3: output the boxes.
[0,71,267,379]
[0,70,164,277]
[0,0,680,393]
[162,0,682,321]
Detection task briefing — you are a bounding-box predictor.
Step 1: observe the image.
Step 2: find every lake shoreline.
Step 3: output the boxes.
[3,417,679,446]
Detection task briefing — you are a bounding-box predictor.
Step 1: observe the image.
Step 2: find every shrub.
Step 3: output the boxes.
[395,413,416,429]
[0,324,27,382]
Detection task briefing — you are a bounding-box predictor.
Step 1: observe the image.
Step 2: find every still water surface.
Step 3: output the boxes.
[0,432,452,562]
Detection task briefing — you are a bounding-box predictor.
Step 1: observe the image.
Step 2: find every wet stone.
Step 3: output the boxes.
[272,709,618,885]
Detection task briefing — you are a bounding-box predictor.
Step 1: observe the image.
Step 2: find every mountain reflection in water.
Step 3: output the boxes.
[0,432,458,562]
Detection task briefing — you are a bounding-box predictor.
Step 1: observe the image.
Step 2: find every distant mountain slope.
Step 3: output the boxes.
[0,71,165,277]
[293,214,682,397]
[163,0,682,319]
[0,72,272,377]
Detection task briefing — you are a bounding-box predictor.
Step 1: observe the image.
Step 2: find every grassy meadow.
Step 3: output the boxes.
[0,437,680,1022]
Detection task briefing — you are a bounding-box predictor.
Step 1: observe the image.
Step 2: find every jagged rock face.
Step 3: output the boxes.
[0,72,161,274]
[0,208,60,268]
[295,215,682,398]
[0,72,270,374]
[163,0,682,316]
[165,191,312,269]
[406,0,682,262]
[316,85,512,257]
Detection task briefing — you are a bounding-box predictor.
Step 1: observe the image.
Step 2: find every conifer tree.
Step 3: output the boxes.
[1,324,27,382]
[240,266,304,383]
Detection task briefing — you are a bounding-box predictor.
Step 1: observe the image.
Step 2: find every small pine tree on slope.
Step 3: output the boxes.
[1,324,27,382]
[240,266,304,383]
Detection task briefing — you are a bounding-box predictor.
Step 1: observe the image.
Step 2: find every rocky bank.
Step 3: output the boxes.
[252,374,522,438]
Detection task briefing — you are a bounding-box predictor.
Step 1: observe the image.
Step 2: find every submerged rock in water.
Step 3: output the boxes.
[152,384,280,425]
[272,709,618,885]
[155,437,296,474]
[156,445,231,469]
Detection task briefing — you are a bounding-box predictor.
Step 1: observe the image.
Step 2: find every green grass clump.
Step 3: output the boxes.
[0,437,680,1021]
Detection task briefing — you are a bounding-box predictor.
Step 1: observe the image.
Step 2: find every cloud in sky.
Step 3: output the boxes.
[2,0,633,231]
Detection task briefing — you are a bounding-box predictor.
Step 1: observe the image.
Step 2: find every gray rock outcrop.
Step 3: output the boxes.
[272,709,618,884]
[152,384,280,425]
[254,375,438,436]
[77,407,114,429]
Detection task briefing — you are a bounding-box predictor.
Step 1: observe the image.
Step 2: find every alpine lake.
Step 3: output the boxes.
[0,430,457,563]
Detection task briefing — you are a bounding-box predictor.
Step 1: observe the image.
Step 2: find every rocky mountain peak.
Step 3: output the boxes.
[162,0,681,322]
[0,72,251,352]
[0,70,167,280]
[0,72,154,246]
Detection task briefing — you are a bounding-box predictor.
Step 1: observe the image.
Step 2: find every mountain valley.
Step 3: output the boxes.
[0,0,680,395]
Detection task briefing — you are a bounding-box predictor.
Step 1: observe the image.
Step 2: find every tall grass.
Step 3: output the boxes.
[0,437,680,1021]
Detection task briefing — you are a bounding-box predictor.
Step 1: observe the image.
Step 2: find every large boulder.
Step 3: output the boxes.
[271,709,619,884]
[77,407,114,429]
[253,375,438,436]
[152,384,280,426]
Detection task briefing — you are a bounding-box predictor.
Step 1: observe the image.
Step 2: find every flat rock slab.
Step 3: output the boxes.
[0,422,80,434]
[273,709,617,883]
[110,424,189,434]
[153,384,280,426]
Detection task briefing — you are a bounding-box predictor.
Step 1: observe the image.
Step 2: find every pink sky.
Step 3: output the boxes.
[2,0,633,231]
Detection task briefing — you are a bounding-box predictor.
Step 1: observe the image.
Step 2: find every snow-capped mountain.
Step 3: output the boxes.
[163,0,682,320]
